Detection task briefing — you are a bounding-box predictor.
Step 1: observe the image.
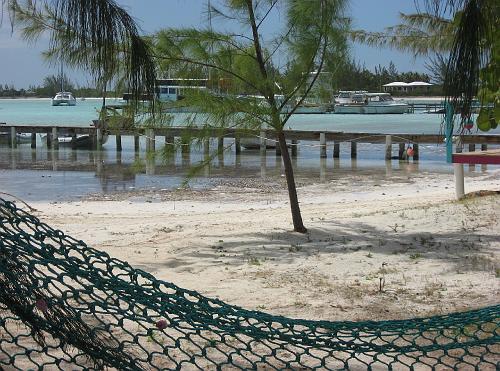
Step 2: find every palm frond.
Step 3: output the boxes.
[443,0,497,122]
[8,0,156,111]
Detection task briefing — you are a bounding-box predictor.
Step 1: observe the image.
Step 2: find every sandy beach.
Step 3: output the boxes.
[20,167,498,324]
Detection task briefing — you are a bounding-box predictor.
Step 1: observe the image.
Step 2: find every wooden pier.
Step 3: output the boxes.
[1,122,499,161]
[406,102,445,113]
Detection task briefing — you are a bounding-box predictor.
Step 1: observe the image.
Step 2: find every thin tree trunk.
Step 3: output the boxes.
[277,131,307,233]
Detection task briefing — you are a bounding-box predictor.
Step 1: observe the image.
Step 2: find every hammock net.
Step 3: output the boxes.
[0,197,498,370]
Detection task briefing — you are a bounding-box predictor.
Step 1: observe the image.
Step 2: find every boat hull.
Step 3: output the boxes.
[52,99,76,106]
[57,133,109,148]
[334,103,408,114]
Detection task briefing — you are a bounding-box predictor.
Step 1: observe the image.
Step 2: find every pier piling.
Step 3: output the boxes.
[291,140,298,157]
[30,133,36,149]
[165,134,174,156]
[95,128,102,150]
[145,129,155,153]
[351,141,357,159]
[235,137,241,154]
[203,138,210,156]
[398,143,405,160]
[116,134,122,151]
[52,127,59,150]
[320,157,326,181]
[10,127,16,148]
[217,137,224,153]
[413,143,419,161]
[260,131,266,153]
[145,130,150,152]
[385,135,392,160]
[320,133,327,158]
[333,142,340,158]
[134,135,140,153]
[183,137,191,155]
[150,129,156,152]
[481,144,487,170]
[69,129,77,150]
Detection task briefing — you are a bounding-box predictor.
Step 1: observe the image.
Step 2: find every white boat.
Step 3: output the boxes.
[40,132,109,148]
[57,133,108,148]
[52,91,77,106]
[334,92,408,114]
[41,121,108,149]
[335,90,368,104]
[51,63,76,106]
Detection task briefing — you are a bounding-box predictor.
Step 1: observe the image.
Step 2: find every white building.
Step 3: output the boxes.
[156,78,208,101]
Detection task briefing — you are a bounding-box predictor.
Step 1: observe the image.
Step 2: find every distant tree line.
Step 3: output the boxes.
[1,60,440,99]
[330,60,441,96]
[0,74,108,98]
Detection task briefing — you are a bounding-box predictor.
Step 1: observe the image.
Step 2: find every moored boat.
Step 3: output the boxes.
[334,90,368,104]
[56,133,108,148]
[52,92,77,106]
[334,92,408,114]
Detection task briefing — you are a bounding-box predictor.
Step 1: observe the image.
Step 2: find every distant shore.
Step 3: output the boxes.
[0,95,445,101]
[0,96,121,100]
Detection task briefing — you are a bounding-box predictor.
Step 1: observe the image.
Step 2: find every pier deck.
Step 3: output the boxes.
[1,123,499,161]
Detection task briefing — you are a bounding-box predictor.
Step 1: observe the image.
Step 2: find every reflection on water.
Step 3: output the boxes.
[0,136,491,202]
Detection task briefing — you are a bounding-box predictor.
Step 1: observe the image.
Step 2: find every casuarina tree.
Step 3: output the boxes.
[153,0,348,233]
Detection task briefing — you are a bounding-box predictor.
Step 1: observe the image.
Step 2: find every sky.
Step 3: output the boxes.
[0,0,428,89]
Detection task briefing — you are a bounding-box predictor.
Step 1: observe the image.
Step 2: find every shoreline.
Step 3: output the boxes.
[20,168,499,322]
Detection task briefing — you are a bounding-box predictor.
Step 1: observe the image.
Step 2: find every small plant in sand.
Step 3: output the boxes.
[388,223,404,233]
[248,257,261,266]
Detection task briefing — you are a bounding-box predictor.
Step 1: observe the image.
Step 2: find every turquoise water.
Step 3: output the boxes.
[2,97,499,135]
[0,98,498,201]
[0,98,109,126]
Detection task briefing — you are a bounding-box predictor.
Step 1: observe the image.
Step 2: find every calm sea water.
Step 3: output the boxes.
[0,97,446,131]
[0,98,498,201]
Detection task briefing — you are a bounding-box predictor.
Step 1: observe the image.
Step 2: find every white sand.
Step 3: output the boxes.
[29,168,499,322]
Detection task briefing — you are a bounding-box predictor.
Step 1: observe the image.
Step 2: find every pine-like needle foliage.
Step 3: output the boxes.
[351,12,454,57]
[153,0,348,232]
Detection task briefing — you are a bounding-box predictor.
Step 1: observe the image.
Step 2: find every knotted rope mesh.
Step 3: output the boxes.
[0,197,498,370]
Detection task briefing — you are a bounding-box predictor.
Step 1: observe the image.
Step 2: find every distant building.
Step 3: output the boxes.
[383,81,433,93]
[156,78,208,101]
